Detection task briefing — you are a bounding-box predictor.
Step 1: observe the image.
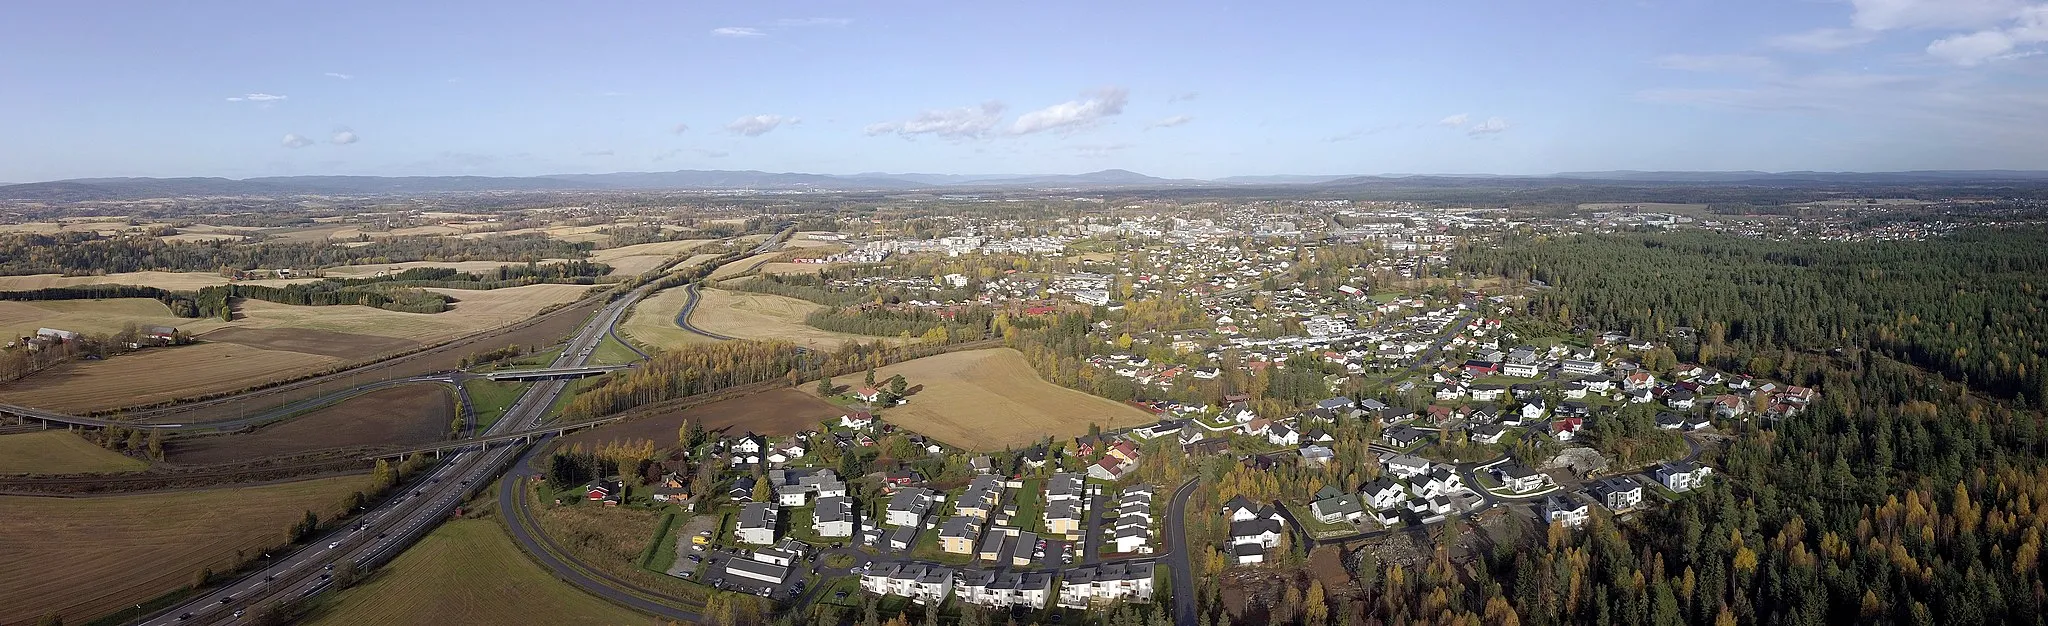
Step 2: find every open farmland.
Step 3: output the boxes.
[587,239,713,276]
[0,297,230,342]
[201,327,422,360]
[0,342,342,413]
[223,282,592,344]
[0,270,317,291]
[616,287,717,349]
[0,431,149,474]
[688,288,903,350]
[0,475,373,626]
[802,348,1153,450]
[557,388,842,450]
[315,259,575,278]
[168,383,453,464]
[134,291,596,424]
[757,262,842,276]
[300,518,655,626]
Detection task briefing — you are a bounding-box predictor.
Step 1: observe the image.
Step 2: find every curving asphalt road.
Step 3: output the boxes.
[497,437,707,622]
[1165,478,1200,626]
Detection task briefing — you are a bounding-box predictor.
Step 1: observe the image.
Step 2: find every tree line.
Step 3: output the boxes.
[0,231,594,276]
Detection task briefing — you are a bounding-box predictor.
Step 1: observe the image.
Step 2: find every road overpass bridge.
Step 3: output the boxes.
[482,364,633,382]
[0,403,184,430]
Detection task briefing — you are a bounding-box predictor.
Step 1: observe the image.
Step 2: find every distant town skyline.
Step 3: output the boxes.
[5,0,2047,182]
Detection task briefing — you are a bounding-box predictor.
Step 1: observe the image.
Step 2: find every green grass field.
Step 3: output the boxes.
[0,431,149,474]
[591,333,642,366]
[301,519,657,626]
[461,379,528,429]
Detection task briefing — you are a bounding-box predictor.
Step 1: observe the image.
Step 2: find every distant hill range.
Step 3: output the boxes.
[6,168,2048,201]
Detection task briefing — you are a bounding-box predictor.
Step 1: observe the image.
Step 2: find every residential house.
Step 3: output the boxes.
[1469,384,1507,402]
[1058,562,1156,608]
[1543,494,1591,529]
[1227,509,1284,565]
[1654,461,1714,492]
[855,387,884,403]
[938,516,983,555]
[838,411,875,430]
[1310,487,1366,524]
[1045,498,1086,537]
[1492,463,1549,493]
[956,475,1005,520]
[860,563,955,605]
[1384,425,1430,448]
[1383,453,1432,480]
[1361,478,1408,512]
[736,502,780,545]
[1587,477,1643,511]
[1299,444,1335,467]
[885,488,939,528]
[815,496,857,537]
[1413,467,1466,499]
[1313,397,1360,420]
[1134,419,1186,440]
[961,570,1054,609]
[1266,422,1300,446]
[1503,361,1540,378]
[1468,423,1507,445]
[1562,359,1602,376]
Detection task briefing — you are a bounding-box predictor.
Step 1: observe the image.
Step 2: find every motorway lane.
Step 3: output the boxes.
[137,293,646,626]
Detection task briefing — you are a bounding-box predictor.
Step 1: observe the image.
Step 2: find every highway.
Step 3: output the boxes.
[135,291,647,626]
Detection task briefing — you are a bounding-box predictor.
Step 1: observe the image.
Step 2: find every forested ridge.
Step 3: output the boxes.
[1457,229,2048,401]
[0,231,593,275]
[0,262,609,318]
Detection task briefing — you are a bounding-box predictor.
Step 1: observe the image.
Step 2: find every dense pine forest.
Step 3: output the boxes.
[1421,229,2048,626]
[1457,229,2048,402]
[0,231,594,275]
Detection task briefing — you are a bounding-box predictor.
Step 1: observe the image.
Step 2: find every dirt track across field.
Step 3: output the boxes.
[168,383,454,464]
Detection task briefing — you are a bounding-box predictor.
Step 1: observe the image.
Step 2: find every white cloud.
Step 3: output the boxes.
[653,148,682,162]
[773,17,850,27]
[1437,113,1470,127]
[324,72,353,80]
[582,150,615,157]
[1654,54,1778,73]
[1851,0,2026,31]
[711,27,765,37]
[866,101,1007,139]
[1770,28,1880,52]
[1929,30,2021,64]
[281,134,314,148]
[1010,87,1128,135]
[726,114,794,136]
[227,93,287,102]
[671,123,690,134]
[1468,117,1510,135]
[1147,115,1194,129]
[1168,92,1200,103]
[330,129,359,145]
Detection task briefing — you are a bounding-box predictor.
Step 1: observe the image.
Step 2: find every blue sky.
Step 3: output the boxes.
[4,0,2046,181]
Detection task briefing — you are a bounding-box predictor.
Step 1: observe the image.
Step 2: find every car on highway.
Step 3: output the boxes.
[176,613,192,621]
[327,541,340,549]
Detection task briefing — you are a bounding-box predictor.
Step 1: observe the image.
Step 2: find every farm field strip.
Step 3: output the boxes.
[0,430,149,474]
[616,286,717,350]
[0,475,373,626]
[0,342,343,413]
[299,518,651,626]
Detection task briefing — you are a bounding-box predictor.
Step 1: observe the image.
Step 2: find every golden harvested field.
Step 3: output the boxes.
[222,282,592,344]
[617,287,717,349]
[0,298,229,342]
[802,348,1153,450]
[0,342,342,413]
[0,431,149,474]
[690,288,904,350]
[707,251,783,280]
[0,475,373,626]
[589,239,713,276]
[302,518,657,626]
[0,271,315,291]
[158,232,248,243]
